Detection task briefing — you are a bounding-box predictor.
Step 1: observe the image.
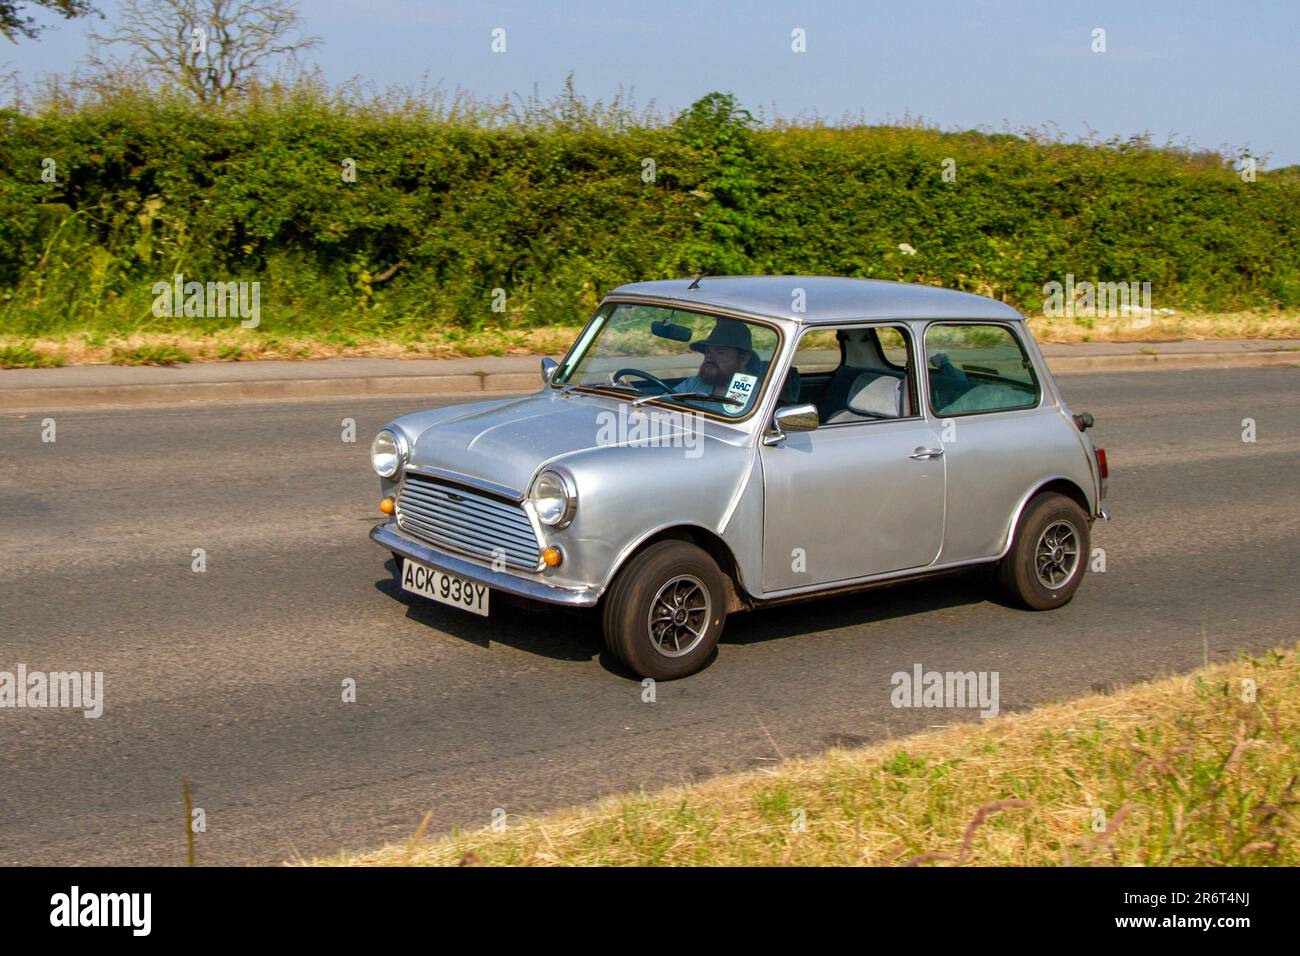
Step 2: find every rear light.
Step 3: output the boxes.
[1094,447,1108,498]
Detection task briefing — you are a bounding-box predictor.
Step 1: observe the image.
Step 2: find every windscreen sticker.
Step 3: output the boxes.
[725,372,758,405]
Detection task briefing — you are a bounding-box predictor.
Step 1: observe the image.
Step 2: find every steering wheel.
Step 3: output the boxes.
[611,368,674,395]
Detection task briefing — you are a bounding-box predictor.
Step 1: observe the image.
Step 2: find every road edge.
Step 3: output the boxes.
[2,349,1296,412]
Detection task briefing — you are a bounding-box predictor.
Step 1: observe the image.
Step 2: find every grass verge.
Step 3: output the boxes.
[0,326,583,368]
[1025,311,1300,344]
[2,313,1299,369]
[309,647,1299,866]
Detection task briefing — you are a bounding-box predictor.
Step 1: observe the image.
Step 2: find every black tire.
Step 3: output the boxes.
[601,540,727,680]
[996,492,1090,610]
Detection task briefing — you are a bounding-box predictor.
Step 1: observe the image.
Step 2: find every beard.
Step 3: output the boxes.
[698,360,727,386]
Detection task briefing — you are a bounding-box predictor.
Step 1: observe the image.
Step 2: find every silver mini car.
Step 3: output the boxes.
[370,276,1109,679]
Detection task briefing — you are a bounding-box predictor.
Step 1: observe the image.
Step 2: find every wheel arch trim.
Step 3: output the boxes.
[601,522,752,611]
[996,475,1094,560]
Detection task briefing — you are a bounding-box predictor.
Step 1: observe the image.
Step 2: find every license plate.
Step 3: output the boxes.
[401,559,489,616]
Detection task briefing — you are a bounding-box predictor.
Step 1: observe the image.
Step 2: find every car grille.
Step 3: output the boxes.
[395,474,543,572]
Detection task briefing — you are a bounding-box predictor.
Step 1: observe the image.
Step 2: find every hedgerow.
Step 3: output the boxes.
[2,85,1296,341]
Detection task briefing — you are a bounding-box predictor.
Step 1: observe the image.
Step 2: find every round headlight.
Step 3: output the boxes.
[530,470,576,528]
[370,429,406,478]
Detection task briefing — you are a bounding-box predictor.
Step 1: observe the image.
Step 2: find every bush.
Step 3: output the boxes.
[2,84,1297,342]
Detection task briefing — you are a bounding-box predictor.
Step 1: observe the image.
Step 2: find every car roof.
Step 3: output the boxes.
[606,275,1023,324]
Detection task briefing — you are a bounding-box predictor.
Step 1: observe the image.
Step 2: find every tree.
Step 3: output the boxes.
[88,0,318,104]
[1,0,96,41]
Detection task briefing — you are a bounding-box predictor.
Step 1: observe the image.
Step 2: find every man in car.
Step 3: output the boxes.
[676,318,757,399]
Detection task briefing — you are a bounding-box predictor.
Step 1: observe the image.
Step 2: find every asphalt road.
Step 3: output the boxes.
[1,366,1297,865]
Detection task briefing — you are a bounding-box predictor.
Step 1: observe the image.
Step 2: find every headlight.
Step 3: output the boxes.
[370,429,407,478]
[530,470,576,528]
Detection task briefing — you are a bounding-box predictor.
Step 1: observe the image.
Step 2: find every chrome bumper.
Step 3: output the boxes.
[371,521,601,608]
[1098,506,1111,521]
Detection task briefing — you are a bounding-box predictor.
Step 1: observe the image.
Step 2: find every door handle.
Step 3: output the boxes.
[909,447,944,460]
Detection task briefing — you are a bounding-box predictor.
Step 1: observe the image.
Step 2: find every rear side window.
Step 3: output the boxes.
[924,324,1039,416]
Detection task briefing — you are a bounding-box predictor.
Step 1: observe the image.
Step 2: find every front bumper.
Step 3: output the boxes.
[371,521,601,608]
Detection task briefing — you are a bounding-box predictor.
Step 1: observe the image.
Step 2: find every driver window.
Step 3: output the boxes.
[791,330,841,373]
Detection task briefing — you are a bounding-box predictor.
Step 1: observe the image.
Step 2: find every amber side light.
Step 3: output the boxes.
[379,497,395,515]
[542,547,562,567]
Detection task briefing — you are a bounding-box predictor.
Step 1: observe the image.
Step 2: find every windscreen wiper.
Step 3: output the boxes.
[632,390,745,407]
[565,382,640,398]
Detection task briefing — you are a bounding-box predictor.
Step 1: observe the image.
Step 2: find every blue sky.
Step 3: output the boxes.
[6,0,1298,165]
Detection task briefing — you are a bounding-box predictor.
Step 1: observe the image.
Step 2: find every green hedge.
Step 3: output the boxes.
[2,90,1297,340]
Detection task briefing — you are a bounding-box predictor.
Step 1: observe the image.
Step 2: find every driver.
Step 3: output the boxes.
[676,318,755,397]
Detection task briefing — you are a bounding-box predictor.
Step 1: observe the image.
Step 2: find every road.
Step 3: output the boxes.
[1,366,1296,865]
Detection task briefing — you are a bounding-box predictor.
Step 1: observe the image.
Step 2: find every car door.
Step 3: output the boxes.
[759,323,946,593]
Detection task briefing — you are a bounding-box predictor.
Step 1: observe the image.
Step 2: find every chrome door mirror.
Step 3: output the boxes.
[763,403,819,445]
[541,357,559,385]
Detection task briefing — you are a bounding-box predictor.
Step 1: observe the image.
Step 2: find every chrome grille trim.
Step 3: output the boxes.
[396,474,544,572]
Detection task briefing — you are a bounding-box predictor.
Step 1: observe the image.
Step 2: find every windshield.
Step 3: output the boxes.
[554,302,781,418]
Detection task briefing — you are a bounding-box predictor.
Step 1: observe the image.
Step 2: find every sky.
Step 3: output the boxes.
[5,0,1299,166]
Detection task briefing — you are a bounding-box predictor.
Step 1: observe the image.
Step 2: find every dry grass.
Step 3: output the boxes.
[0,326,583,368]
[1026,310,1300,344]
[3,312,1299,369]
[307,647,1300,867]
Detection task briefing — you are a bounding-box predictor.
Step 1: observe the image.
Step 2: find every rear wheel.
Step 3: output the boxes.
[602,540,727,679]
[996,492,1090,610]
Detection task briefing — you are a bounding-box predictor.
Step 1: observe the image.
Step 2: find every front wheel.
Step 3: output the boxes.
[601,540,727,679]
[996,492,1090,610]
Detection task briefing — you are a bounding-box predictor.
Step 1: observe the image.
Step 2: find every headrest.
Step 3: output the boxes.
[847,372,902,417]
[838,328,881,368]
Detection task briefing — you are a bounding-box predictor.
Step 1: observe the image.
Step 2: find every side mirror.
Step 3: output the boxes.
[541,357,559,385]
[763,403,819,446]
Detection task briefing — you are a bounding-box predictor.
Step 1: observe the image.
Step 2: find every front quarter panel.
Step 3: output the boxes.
[540,435,753,593]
